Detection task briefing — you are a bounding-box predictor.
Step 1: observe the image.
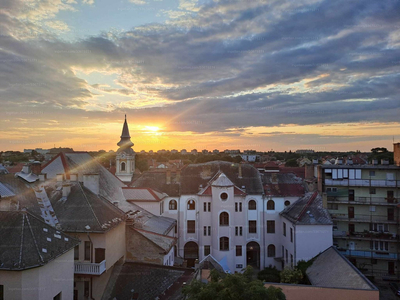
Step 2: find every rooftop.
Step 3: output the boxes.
[307,246,378,290]
[280,192,332,225]
[0,210,79,271]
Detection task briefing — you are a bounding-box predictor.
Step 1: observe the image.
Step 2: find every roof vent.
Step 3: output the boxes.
[85,225,91,230]
[64,237,69,241]
[42,248,47,253]
[54,234,61,239]
[43,228,48,232]
[47,238,51,242]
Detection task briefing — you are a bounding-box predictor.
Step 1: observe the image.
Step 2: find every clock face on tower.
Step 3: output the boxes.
[121,153,126,158]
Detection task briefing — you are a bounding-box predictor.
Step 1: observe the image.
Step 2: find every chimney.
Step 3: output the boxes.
[176,170,181,182]
[31,161,42,175]
[39,173,47,182]
[166,170,171,184]
[305,164,314,180]
[62,181,71,197]
[83,174,100,195]
[238,164,242,179]
[56,174,64,182]
[22,164,30,174]
[322,193,327,209]
[394,143,400,167]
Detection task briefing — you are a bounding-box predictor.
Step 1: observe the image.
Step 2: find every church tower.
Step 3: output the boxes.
[115,115,135,182]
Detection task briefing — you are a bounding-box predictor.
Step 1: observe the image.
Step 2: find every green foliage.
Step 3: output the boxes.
[295,259,314,284]
[369,147,393,164]
[280,267,303,284]
[183,266,286,300]
[284,158,298,167]
[135,156,149,172]
[257,266,281,283]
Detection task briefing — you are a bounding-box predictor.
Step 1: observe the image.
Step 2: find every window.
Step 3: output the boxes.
[328,203,338,210]
[267,220,275,233]
[371,241,389,251]
[267,244,275,257]
[235,226,243,236]
[370,223,388,232]
[204,202,207,212]
[284,200,290,206]
[187,220,195,233]
[239,203,242,211]
[208,202,211,212]
[84,281,90,298]
[84,241,91,261]
[203,226,211,236]
[220,192,228,201]
[283,222,286,236]
[220,237,229,251]
[267,200,275,210]
[290,228,293,243]
[74,245,79,260]
[291,254,293,268]
[204,245,210,256]
[369,171,375,176]
[121,162,126,171]
[187,200,195,210]
[235,202,238,212]
[160,202,164,215]
[203,202,211,212]
[169,200,177,210]
[370,188,376,194]
[236,245,242,256]
[220,212,229,226]
[370,206,376,212]
[204,226,207,236]
[249,221,257,233]
[286,249,288,263]
[248,200,256,210]
[208,226,211,236]
[54,292,61,300]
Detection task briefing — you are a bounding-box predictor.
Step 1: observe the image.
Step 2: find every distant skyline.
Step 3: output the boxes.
[1,0,400,152]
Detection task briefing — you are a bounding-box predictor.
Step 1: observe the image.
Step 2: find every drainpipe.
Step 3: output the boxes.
[294,224,297,267]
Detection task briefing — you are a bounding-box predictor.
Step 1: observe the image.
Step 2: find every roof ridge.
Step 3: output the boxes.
[25,213,44,264]
[78,183,103,230]
[296,191,319,221]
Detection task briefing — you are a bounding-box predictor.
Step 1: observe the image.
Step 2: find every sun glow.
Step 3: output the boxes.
[144,126,161,132]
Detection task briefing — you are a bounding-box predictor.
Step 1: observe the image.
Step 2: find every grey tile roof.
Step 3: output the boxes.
[180,161,263,195]
[48,182,125,232]
[211,173,235,187]
[105,262,187,300]
[0,210,79,270]
[0,182,15,198]
[306,247,378,290]
[131,169,180,197]
[134,228,177,252]
[280,192,332,225]
[127,202,176,235]
[122,187,167,202]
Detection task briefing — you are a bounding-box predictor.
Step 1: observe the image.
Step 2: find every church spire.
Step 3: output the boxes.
[117,115,134,148]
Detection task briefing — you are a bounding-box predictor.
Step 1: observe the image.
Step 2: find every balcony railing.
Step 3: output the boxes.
[325,179,399,187]
[333,230,397,240]
[74,260,106,275]
[330,214,398,223]
[328,196,398,205]
[337,249,398,260]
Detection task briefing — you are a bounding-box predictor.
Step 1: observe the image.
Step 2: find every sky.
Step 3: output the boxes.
[0,0,399,152]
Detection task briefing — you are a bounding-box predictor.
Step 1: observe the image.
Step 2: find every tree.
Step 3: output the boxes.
[280,267,303,284]
[285,158,298,167]
[257,266,281,283]
[183,266,286,300]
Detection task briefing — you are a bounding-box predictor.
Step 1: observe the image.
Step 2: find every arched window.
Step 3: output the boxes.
[248,200,257,210]
[284,200,290,206]
[169,200,177,210]
[219,212,229,226]
[220,237,229,251]
[267,200,275,210]
[121,162,126,171]
[187,200,195,210]
[267,244,276,257]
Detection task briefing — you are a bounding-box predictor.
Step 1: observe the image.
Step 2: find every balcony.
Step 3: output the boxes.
[333,230,397,241]
[330,214,398,224]
[74,260,106,275]
[337,249,398,260]
[325,179,399,187]
[327,196,398,206]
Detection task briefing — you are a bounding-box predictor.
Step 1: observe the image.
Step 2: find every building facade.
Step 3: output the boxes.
[317,160,400,279]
